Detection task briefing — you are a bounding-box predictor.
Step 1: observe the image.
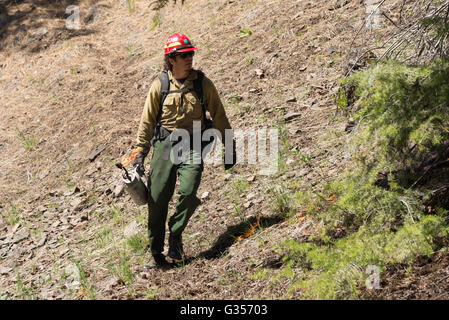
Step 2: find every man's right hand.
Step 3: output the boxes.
[132,151,147,176]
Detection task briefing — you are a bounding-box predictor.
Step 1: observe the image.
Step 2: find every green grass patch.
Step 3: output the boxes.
[239,28,252,38]
[2,206,20,225]
[17,129,36,150]
[149,14,161,31]
[126,234,148,253]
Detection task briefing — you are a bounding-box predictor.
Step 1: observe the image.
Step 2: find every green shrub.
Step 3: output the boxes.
[281,215,448,299]
[278,58,449,299]
[316,175,424,237]
[341,59,449,172]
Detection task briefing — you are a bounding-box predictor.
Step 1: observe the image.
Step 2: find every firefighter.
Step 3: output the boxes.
[133,33,235,269]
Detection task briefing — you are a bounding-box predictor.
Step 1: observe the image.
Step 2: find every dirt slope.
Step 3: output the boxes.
[2,0,444,300]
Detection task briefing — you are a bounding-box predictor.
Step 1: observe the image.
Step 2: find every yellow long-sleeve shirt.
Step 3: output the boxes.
[135,69,232,155]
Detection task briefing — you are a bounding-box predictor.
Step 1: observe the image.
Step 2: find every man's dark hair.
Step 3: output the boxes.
[163,55,173,71]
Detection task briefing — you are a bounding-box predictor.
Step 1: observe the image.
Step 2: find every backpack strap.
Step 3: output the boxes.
[157,70,170,124]
[193,70,207,121]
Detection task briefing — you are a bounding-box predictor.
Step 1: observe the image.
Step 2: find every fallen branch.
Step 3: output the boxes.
[400,199,415,223]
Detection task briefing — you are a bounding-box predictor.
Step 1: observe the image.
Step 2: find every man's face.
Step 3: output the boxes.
[169,51,194,73]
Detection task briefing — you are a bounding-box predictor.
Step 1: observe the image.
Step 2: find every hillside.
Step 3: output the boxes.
[1,0,449,300]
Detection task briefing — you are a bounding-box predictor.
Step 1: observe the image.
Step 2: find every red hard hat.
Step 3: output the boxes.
[164,33,197,55]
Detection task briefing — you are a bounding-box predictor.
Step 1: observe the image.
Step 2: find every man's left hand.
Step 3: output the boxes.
[132,151,147,176]
[224,142,237,171]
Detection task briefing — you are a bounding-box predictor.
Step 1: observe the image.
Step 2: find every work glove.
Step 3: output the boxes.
[132,151,147,176]
[224,141,237,171]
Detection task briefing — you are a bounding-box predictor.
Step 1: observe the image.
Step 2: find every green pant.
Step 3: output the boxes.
[147,139,203,255]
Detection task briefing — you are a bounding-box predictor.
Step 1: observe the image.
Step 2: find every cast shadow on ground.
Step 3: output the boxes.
[196,215,284,261]
[375,141,449,211]
[164,215,284,269]
[0,0,103,53]
[0,0,82,30]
